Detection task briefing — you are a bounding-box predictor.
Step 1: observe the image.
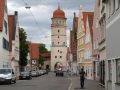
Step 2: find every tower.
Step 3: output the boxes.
[51,5,67,71]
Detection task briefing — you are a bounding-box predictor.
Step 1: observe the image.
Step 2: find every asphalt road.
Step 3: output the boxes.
[0,73,70,90]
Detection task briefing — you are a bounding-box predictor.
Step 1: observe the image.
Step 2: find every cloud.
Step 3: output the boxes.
[7,0,95,50]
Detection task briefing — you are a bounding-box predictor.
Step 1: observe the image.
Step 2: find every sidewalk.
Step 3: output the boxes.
[69,76,105,90]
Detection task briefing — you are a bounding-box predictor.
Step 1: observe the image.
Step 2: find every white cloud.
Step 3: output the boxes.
[7,0,95,50]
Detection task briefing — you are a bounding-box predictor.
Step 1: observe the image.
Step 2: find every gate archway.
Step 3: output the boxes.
[54,62,63,69]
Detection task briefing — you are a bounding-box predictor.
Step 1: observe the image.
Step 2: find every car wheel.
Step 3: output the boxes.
[9,79,12,84]
[14,79,16,83]
[28,77,31,80]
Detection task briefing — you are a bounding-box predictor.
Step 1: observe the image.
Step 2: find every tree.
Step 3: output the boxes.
[38,44,48,68]
[19,28,29,67]
[39,44,48,53]
[38,57,46,65]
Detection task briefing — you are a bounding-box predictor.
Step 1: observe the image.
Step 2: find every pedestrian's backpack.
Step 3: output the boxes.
[79,71,85,77]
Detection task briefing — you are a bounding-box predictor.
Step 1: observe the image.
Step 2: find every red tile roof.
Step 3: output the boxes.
[8,15,15,51]
[88,13,94,44]
[83,12,94,33]
[83,12,94,45]
[0,0,5,31]
[29,43,39,60]
[53,7,65,18]
[39,52,51,59]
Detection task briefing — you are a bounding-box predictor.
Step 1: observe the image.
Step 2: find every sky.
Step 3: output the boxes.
[7,0,95,50]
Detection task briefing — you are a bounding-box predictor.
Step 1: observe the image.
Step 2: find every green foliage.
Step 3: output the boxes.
[38,44,48,66]
[39,44,48,53]
[19,28,29,66]
[38,57,46,65]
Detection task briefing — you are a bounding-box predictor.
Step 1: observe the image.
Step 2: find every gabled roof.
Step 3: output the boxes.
[83,12,94,44]
[82,12,94,33]
[0,0,5,31]
[29,43,39,60]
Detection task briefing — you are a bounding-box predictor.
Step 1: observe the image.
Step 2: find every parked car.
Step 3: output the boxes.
[31,70,39,77]
[38,70,42,76]
[42,70,47,74]
[19,71,32,80]
[55,68,64,77]
[39,70,47,75]
[0,68,16,84]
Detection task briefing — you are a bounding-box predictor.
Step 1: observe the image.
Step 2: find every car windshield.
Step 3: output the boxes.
[21,71,29,74]
[0,69,11,74]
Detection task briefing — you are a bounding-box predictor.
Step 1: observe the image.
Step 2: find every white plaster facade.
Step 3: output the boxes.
[0,0,10,68]
[98,0,106,85]
[10,12,20,78]
[26,52,31,71]
[106,0,120,90]
[51,7,67,71]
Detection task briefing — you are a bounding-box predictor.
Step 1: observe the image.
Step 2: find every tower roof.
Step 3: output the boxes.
[52,5,65,18]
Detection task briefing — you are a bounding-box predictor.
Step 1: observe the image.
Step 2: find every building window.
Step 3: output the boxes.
[4,20,7,34]
[60,56,62,58]
[115,0,119,10]
[58,42,59,44]
[32,60,36,64]
[3,38,9,50]
[109,0,111,16]
[84,49,91,59]
[58,30,59,32]
[96,19,99,28]
[119,0,120,8]
[85,33,90,43]
[60,51,62,54]
[59,21,61,25]
[111,0,115,14]
[55,56,57,58]
[5,5,7,13]
[108,60,112,81]
[58,36,59,38]
[52,42,54,45]
[58,50,59,52]
[56,21,58,24]
[116,59,120,83]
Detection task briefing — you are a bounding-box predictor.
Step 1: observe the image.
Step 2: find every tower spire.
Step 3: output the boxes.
[58,2,60,10]
[79,5,83,12]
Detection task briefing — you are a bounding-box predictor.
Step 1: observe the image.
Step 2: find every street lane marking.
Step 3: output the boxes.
[68,78,72,90]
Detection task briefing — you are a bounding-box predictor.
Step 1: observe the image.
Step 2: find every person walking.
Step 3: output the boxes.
[79,68,85,89]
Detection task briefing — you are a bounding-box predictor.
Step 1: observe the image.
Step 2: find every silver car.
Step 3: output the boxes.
[0,68,16,84]
[31,70,39,77]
